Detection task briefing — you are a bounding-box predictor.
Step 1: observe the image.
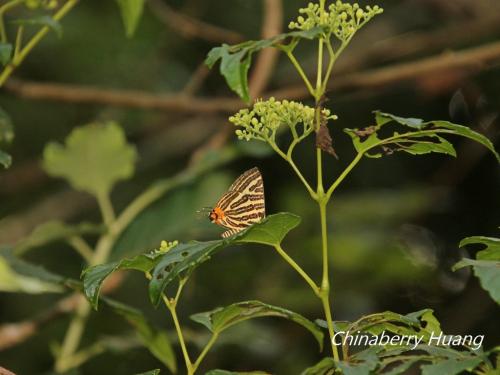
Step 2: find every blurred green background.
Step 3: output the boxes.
[0,0,499,374]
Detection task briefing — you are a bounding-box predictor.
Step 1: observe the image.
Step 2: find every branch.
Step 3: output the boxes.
[4,41,500,112]
[0,272,124,351]
[147,0,244,44]
[248,0,283,99]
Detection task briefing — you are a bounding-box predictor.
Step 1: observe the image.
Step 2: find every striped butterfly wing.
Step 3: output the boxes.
[215,167,266,238]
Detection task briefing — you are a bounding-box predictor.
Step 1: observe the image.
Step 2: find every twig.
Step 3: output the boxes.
[248,0,283,99]
[147,0,243,44]
[0,272,124,351]
[5,40,500,112]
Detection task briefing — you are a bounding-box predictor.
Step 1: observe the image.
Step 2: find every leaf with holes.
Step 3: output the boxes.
[15,221,104,255]
[148,213,300,306]
[191,300,323,350]
[43,122,137,198]
[454,236,500,304]
[345,111,499,161]
[103,298,176,373]
[206,28,323,103]
[82,250,165,309]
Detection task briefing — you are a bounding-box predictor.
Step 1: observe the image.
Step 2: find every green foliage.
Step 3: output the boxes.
[454,236,500,304]
[15,221,103,255]
[82,248,167,309]
[43,122,137,198]
[115,0,145,37]
[345,111,500,161]
[0,106,14,168]
[300,357,335,375]
[0,42,13,65]
[103,298,176,373]
[0,248,74,293]
[191,300,324,350]
[205,28,323,103]
[82,213,300,308]
[13,15,63,38]
[148,213,300,306]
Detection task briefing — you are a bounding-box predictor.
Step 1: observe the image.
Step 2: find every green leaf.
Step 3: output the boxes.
[134,370,160,375]
[15,221,103,255]
[420,357,483,375]
[13,16,62,38]
[148,213,300,306]
[191,300,324,350]
[337,347,380,375]
[82,250,164,310]
[103,298,176,373]
[0,248,73,293]
[459,236,500,261]
[345,111,500,161]
[206,28,323,103]
[454,236,500,304]
[206,371,270,375]
[346,309,441,342]
[115,0,145,37]
[0,42,12,65]
[43,122,137,198]
[300,357,336,375]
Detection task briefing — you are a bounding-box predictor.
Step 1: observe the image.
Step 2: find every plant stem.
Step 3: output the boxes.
[0,0,24,43]
[318,199,339,361]
[268,141,317,199]
[67,236,94,263]
[285,50,315,97]
[54,297,92,373]
[97,192,116,227]
[55,193,117,373]
[274,244,320,295]
[163,295,192,373]
[0,0,79,87]
[325,151,363,200]
[192,333,219,373]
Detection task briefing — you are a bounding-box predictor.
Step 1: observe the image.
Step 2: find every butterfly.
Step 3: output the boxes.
[209,167,266,238]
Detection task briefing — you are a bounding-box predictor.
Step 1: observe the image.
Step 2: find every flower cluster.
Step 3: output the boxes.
[155,240,178,254]
[229,97,333,143]
[289,1,383,42]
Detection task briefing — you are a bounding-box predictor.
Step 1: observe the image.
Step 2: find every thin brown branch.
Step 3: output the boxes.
[270,40,500,100]
[0,272,124,351]
[147,0,243,44]
[249,0,283,99]
[6,40,500,112]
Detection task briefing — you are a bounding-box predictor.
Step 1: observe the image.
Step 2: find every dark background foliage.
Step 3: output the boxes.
[0,0,499,374]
